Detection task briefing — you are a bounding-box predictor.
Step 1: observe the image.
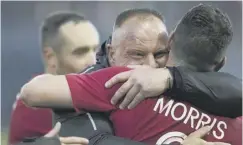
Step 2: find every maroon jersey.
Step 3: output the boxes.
[66,67,242,145]
[9,96,52,144]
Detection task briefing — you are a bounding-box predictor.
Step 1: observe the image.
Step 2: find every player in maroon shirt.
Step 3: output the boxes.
[19,66,241,145]
[66,68,242,145]
[19,4,241,145]
[9,12,99,144]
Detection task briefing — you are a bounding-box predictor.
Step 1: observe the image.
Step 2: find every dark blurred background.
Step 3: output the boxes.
[1,1,242,136]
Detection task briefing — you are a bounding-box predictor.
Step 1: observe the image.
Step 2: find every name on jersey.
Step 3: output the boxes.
[153,98,227,140]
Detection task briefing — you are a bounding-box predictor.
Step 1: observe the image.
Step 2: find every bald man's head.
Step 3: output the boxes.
[108,8,169,68]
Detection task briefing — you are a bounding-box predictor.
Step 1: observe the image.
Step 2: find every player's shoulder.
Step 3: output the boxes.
[97,66,130,73]
[236,116,243,121]
[88,66,131,77]
[67,66,131,84]
[76,66,130,83]
[12,94,25,111]
[230,116,242,128]
[79,64,104,74]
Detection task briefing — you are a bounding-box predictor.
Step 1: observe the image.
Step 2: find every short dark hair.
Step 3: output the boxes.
[172,4,233,71]
[114,8,164,29]
[41,11,87,52]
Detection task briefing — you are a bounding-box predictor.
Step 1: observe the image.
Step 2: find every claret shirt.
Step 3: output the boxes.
[9,98,52,144]
[66,67,242,145]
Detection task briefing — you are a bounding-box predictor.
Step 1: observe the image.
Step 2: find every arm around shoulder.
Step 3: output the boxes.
[19,74,73,109]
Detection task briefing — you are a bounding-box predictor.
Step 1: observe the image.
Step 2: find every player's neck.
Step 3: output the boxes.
[44,67,56,75]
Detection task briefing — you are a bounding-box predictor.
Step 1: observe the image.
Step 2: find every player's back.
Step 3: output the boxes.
[111,96,242,145]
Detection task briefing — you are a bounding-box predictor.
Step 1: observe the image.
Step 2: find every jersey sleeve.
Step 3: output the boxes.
[9,99,52,144]
[65,67,131,113]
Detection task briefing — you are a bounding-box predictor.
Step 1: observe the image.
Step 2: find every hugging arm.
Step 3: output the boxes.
[167,66,242,117]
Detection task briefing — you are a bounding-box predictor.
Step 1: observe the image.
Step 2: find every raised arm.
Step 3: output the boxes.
[19,67,130,112]
[19,74,73,109]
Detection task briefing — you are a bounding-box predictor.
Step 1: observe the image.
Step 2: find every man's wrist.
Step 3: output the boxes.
[162,67,179,96]
[164,66,184,97]
[165,68,174,90]
[158,68,174,90]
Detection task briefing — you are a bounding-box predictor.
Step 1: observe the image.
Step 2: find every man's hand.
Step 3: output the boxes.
[105,66,173,109]
[183,126,230,145]
[45,122,89,145]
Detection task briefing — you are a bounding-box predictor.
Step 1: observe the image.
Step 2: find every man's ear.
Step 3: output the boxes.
[43,47,57,69]
[167,32,175,51]
[106,44,115,64]
[214,56,226,72]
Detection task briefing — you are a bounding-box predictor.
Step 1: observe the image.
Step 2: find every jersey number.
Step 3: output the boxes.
[156,131,187,145]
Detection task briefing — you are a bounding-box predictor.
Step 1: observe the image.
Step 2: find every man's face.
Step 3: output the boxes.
[56,21,99,74]
[109,16,169,68]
